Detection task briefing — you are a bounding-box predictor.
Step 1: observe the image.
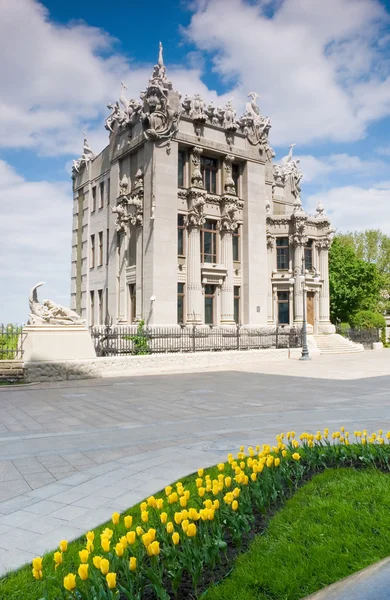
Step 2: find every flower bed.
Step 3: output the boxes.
[12,429,390,599]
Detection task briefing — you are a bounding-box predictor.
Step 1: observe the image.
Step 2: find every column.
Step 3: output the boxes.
[220,228,235,324]
[135,225,143,321]
[293,243,304,323]
[186,223,202,323]
[318,241,330,323]
[267,237,274,323]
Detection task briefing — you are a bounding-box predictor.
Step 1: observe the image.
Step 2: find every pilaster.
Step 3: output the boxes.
[266,235,274,324]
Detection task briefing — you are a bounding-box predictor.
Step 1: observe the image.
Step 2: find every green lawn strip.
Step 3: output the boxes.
[202,468,390,600]
[0,469,205,600]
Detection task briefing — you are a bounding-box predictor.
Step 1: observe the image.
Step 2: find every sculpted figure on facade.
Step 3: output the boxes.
[118,173,130,197]
[205,102,219,125]
[239,92,275,160]
[28,282,85,326]
[141,42,181,144]
[129,168,144,227]
[111,201,129,232]
[223,155,236,195]
[72,135,95,174]
[191,146,204,188]
[105,83,142,133]
[186,191,206,228]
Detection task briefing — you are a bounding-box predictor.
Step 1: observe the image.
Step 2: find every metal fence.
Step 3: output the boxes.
[336,326,380,346]
[90,324,302,357]
[0,325,24,360]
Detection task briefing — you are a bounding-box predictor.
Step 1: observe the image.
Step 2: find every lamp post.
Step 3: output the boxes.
[290,255,320,361]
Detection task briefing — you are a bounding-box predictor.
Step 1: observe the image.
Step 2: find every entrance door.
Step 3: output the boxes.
[306,292,315,326]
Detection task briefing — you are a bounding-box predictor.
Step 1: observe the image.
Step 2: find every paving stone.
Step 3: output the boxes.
[0,461,24,482]
[50,504,90,522]
[26,482,71,500]
[23,499,66,516]
[0,479,31,502]
[0,495,40,515]
[23,471,56,489]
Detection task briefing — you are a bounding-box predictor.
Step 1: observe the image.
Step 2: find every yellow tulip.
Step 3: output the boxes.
[100,558,110,576]
[79,549,89,564]
[213,499,220,509]
[93,556,102,569]
[197,468,204,477]
[251,472,257,482]
[180,496,187,508]
[141,510,149,523]
[187,523,197,537]
[174,512,183,525]
[140,501,147,512]
[54,551,62,568]
[142,532,152,547]
[181,519,189,533]
[282,450,287,458]
[32,557,43,572]
[129,556,137,571]
[63,573,76,591]
[78,564,89,581]
[292,453,301,461]
[101,537,110,552]
[150,541,160,556]
[32,568,42,580]
[160,512,168,524]
[166,522,174,534]
[127,531,136,545]
[156,498,164,509]
[208,508,215,521]
[218,463,225,471]
[115,542,124,557]
[184,490,190,500]
[112,512,120,525]
[224,476,232,487]
[147,496,156,507]
[86,540,94,553]
[233,487,240,498]
[198,487,205,497]
[274,457,281,467]
[232,500,238,511]
[86,531,94,541]
[189,507,199,520]
[136,526,144,536]
[106,573,116,590]
[119,536,128,549]
[148,528,156,542]
[196,477,203,488]
[165,485,172,496]
[124,515,133,529]
[172,532,180,545]
[59,540,68,553]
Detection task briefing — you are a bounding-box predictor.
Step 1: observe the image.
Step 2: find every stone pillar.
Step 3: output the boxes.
[293,243,304,323]
[186,222,202,323]
[220,228,235,324]
[267,236,274,323]
[318,239,333,330]
[135,225,143,321]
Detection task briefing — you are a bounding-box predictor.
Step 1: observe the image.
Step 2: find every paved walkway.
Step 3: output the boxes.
[0,351,390,576]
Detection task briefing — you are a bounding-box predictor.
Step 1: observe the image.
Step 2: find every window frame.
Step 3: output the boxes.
[233,224,240,262]
[201,156,218,194]
[234,286,240,324]
[204,284,216,325]
[98,289,103,324]
[129,284,136,323]
[90,290,95,326]
[178,150,187,188]
[90,234,95,269]
[177,283,185,324]
[177,214,186,257]
[276,237,289,271]
[91,186,96,213]
[232,163,240,196]
[277,290,289,325]
[98,231,103,267]
[201,219,218,264]
[304,239,313,271]
[99,181,105,210]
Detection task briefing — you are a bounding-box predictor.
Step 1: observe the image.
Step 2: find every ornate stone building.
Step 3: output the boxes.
[71,44,334,334]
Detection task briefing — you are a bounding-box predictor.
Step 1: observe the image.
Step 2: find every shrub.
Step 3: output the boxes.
[349,310,386,330]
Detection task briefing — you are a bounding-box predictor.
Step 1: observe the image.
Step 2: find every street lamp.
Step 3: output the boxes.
[289,256,320,361]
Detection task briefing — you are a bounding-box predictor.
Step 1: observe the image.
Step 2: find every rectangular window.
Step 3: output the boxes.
[107,178,110,206]
[277,291,289,324]
[201,156,218,193]
[90,234,95,269]
[178,150,186,187]
[233,225,240,262]
[90,290,95,326]
[91,186,96,212]
[305,239,313,271]
[204,284,215,325]
[98,231,103,266]
[99,181,104,209]
[105,288,108,323]
[177,283,185,324]
[106,228,109,265]
[232,163,240,195]
[178,214,185,256]
[98,289,103,324]
[129,284,136,322]
[234,286,240,324]
[276,237,289,270]
[201,219,218,263]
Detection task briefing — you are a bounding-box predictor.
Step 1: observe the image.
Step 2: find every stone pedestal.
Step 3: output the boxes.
[22,325,96,362]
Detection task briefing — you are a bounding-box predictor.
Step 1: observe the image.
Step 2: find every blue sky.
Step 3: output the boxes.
[2,0,390,323]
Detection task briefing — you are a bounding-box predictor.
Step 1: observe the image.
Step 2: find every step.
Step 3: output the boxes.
[313,334,364,355]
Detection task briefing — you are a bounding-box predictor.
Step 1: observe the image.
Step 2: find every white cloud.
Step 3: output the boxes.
[306,184,390,233]
[185,0,390,145]
[0,160,72,324]
[297,153,387,182]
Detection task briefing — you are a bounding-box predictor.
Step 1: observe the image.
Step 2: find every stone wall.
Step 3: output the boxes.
[0,360,24,382]
[24,348,299,383]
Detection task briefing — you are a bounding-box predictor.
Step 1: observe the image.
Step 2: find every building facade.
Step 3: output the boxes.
[71,45,334,334]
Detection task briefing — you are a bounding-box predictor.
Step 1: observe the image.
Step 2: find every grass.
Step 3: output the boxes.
[202,468,390,600]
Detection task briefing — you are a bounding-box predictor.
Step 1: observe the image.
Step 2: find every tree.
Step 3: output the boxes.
[329,238,383,323]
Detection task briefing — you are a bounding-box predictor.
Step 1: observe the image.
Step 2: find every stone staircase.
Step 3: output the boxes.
[313,334,364,355]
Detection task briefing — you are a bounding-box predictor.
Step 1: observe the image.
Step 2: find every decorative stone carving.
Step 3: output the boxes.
[281,143,296,164]
[266,234,274,249]
[186,189,206,228]
[119,173,130,197]
[182,93,207,138]
[105,83,142,133]
[205,102,219,125]
[219,198,238,232]
[191,147,204,188]
[239,92,275,160]
[72,135,95,175]
[273,164,287,186]
[111,200,129,232]
[265,196,271,214]
[141,42,181,145]
[316,237,332,249]
[129,168,144,227]
[224,155,236,195]
[28,282,85,326]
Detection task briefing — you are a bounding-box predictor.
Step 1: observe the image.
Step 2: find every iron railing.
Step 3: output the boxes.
[90,324,302,357]
[336,326,380,346]
[0,325,24,360]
